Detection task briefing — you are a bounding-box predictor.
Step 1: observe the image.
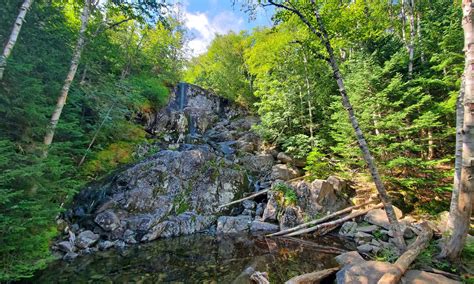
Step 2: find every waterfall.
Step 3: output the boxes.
[188,114,197,137]
[177,82,187,111]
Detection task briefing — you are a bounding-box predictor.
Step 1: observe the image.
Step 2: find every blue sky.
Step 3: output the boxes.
[178,0,274,56]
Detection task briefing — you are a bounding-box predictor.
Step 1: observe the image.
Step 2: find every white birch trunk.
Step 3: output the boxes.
[401,0,407,44]
[43,0,91,155]
[408,0,416,78]
[442,0,474,260]
[0,0,34,80]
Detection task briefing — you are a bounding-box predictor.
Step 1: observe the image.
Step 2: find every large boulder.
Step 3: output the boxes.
[364,206,403,229]
[240,153,274,174]
[270,164,302,181]
[75,230,99,249]
[216,215,252,234]
[401,270,461,284]
[67,147,248,242]
[291,177,353,216]
[336,261,400,284]
[261,192,279,222]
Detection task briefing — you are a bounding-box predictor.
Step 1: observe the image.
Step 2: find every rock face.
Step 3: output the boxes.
[217,215,252,234]
[64,84,262,246]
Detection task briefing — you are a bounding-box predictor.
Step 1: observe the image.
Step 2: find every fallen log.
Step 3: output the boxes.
[267,200,374,237]
[285,267,340,284]
[218,189,270,209]
[377,222,433,284]
[283,203,383,237]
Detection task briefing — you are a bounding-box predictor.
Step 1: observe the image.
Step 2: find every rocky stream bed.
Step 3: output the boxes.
[32,84,463,283]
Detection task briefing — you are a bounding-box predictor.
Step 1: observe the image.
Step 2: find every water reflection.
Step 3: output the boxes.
[34,233,353,283]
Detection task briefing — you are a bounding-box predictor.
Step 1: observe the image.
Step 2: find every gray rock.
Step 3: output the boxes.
[250,221,279,232]
[142,213,215,241]
[123,229,136,244]
[255,203,265,217]
[291,178,352,217]
[335,251,364,266]
[357,244,374,254]
[261,192,278,222]
[277,152,293,164]
[355,231,373,244]
[57,241,75,253]
[279,206,303,231]
[216,215,252,234]
[98,240,115,251]
[364,206,403,229]
[94,210,120,232]
[339,221,358,238]
[242,200,257,210]
[270,164,302,181]
[75,230,99,249]
[240,154,274,174]
[327,176,347,193]
[356,225,378,233]
[242,208,255,217]
[336,261,400,284]
[63,252,79,262]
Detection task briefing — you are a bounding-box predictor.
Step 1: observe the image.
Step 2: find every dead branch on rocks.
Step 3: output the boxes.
[285,267,340,284]
[377,222,433,284]
[267,200,375,237]
[283,203,383,237]
[218,189,270,209]
[278,237,348,254]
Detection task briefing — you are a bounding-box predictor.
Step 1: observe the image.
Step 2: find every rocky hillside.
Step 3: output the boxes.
[55,83,353,260]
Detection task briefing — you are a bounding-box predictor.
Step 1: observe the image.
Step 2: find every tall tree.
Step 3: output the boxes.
[43,0,92,155]
[0,0,34,80]
[265,0,406,250]
[442,0,474,260]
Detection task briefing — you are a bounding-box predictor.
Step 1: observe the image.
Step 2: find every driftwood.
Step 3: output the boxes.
[285,267,340,284]
[218,189,270,209]
[268,200,374,237]
[420,267,462,281]
[377,222,433,284]
[250,271,270,284]
[284,203,383,237]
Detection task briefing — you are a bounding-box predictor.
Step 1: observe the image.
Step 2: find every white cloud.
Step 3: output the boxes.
[182,8,244,57]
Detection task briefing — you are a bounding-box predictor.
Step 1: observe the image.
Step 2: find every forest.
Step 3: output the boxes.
[0,0,473,282]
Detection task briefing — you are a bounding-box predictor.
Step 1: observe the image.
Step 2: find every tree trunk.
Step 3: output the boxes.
[417,12,425,64]
[302,51,315,147]
[401,0,407,44]
[0,0,34,80]
[310,4,406,251]
[43,0,91,155]
[267,0,407,251]
[445,77,465,237]
[408,0,416,78]
[427,128,434,160]
[442,0,474,260]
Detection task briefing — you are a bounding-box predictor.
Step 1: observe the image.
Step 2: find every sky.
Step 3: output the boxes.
[178,0,274,57]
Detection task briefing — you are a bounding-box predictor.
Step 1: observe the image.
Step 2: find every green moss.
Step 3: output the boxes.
[273,182,298,207]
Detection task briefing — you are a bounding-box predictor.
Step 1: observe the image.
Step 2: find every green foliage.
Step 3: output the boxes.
[375,247,399,263]
[0,0,184,280]
[413,241,455,273]
[273,182,298,207]
[304,148,333,180]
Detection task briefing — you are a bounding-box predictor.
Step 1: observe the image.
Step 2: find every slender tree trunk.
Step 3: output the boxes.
[447,78,465,233]
[0,0,34,80]
[400,0,407,44]
[302,51,315,147]
[427,128,434,160]
[442,0,474,260]
[408,0,416,78]
[43,0,91,155]
[417,12,425,64]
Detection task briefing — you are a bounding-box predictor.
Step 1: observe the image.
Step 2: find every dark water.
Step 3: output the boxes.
[33,233,353,283]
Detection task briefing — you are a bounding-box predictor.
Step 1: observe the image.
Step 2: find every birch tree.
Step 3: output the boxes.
[0,0,34,80]
[265,0,406,250]
[43,0,91,155]
[442,0,474,260]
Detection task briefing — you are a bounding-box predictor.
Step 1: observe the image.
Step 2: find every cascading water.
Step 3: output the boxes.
[177,82,187,111]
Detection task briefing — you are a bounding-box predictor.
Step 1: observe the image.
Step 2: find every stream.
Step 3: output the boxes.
[33,233,353,283]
